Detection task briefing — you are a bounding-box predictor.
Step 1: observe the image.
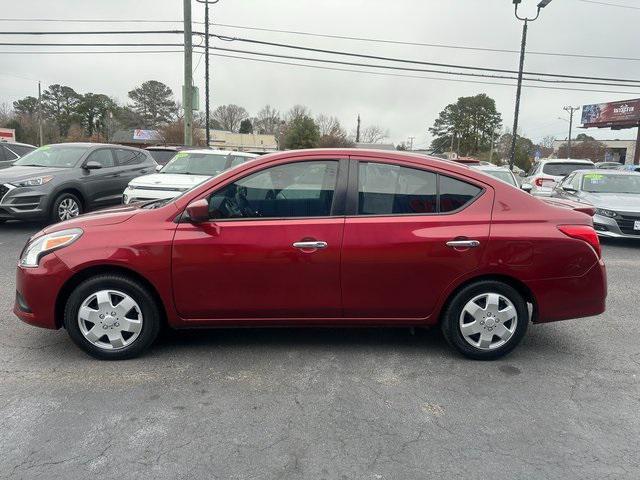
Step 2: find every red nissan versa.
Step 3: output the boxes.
[14,149,607,360]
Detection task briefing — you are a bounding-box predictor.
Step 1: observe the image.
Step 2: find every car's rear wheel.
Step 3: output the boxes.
[441,280,529,360]
[63,274,161,360]
[51,192,82,223]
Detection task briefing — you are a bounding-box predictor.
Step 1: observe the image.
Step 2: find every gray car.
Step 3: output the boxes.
[0,143,157,223]
[551,169,640,238]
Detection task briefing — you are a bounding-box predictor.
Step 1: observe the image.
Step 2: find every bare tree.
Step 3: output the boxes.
[286,104,311,123]
[253,105,281,134]
[316,114,342,137]
[316,114,353,148]
[211,104,249,132]
[359,125,388,143]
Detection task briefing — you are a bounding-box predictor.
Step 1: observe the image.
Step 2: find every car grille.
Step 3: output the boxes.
[616,213,640,235]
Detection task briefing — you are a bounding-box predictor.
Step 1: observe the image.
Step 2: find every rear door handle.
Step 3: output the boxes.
[293,241,328,250]
[446,240,480,248]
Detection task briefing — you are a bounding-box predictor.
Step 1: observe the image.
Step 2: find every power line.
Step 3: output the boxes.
[210,23,640,63]
[576,0,640,9]
[0,42,184,47]
[207,45,640,89]
[2,28,639,84]
[2,18,637,63]
[1,47,638,95]
[203,33,640,85]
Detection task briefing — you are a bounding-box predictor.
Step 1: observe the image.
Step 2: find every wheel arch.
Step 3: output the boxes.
[51,185,87,211]
[54,264,168,329]
[437,273,538,325]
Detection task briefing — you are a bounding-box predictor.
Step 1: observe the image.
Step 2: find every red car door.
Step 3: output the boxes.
[172,158,347,320]
[341,157,494,320]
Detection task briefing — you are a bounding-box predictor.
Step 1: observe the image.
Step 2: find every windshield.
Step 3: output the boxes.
[582,173,640,194]
[484,170,517,186]
[147,149,178,165]
[14,145,86,168]
[161,152,228,176]
[543,163,592,177]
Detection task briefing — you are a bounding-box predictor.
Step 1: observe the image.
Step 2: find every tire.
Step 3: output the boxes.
[50,192,82,223]
[63,274,161,360]
[441,280,529,360]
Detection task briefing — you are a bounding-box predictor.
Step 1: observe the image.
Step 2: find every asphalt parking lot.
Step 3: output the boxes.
[0,222,638,480]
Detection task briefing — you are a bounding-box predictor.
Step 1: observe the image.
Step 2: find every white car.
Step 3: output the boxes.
[524,158,595,196]
[123,149,258,204]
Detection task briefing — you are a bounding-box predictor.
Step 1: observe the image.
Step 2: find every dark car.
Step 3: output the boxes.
[0,143,157,223]
[0,141,37,166]
[145,145,201,166]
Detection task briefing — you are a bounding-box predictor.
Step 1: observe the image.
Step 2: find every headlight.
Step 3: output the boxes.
[11,176,53,188]
[19,228,83,268]
[595,208,618,218]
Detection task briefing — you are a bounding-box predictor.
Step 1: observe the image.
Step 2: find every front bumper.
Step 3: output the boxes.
[14,252,72,329]
[123,186,182,205]
[593,213,640,239]
[0,183,49,220]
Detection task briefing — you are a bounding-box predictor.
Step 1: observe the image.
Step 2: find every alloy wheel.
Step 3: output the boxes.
[459,293,518,350]
[58,198,80,221]
[77,289,143,350]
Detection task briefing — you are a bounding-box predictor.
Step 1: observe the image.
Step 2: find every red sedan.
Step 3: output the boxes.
[14,149,607,360]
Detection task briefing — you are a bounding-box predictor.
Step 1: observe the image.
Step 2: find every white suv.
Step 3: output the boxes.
[123,149,258,204]
[524,158,595,196]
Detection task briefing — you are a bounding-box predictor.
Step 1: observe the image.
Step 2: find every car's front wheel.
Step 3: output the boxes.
[441,280,529,360]
[51,192,82,223]
[63,274,161,360]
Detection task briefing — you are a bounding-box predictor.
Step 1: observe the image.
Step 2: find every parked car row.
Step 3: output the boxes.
[0,142,257,224]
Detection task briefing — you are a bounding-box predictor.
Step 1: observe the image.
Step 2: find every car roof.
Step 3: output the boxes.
[470,165,513,172]
[180,149,258,156]
[43,142,145,151]
[537,158,594,164]
[0,141,36,148]
[574,169,640,176]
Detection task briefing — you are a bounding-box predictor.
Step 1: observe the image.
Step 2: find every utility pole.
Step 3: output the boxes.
[183,0,193,146]
[198,0,219,148]
[356,114,361,143]
[408,136,415,151]
[489,129,498,164]
[37,81,43,146]
[509,0,554,170]
[563,105,580,159]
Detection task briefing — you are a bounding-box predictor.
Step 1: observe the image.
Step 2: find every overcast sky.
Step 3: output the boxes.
[1,0,639,148]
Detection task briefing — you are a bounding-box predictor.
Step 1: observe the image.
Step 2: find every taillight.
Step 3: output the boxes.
[534,177,554,187]
[558,225,601,258]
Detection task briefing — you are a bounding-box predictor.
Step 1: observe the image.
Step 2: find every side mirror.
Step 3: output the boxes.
[186,198,209,223]
[521,183,533,193]
[83,160,102,170]
[155,164,163,172]
[562,185,577,193]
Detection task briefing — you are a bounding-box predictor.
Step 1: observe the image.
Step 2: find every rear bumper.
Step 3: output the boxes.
[13,253,71,329]
[528,259,607,323]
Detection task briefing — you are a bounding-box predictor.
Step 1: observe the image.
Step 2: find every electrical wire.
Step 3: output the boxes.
[576,0,640,9]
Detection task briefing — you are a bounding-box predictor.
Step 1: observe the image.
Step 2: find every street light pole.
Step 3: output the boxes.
[509,0,553,171]
[183,0,193,146]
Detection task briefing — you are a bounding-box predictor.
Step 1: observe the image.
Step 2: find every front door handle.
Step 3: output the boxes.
[446,240,480,248]
[293,241,328,250]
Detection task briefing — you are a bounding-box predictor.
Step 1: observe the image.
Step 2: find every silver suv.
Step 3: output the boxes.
[524,158,595,196]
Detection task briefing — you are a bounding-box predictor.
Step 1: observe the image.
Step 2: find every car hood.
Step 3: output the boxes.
[41,204,141,235]
[0,165,68,182]
[581,192,640,213]
[129,173,211,189]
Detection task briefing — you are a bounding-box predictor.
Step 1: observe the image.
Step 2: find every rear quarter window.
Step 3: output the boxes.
[439,175,482,212]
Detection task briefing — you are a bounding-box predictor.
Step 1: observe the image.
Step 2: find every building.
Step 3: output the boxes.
[551,139,636,164]
[200,129,277,153]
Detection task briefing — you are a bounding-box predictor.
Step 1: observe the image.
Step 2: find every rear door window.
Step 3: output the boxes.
[7,144,34,157]
[358,162,437,215]
[1,145,18,161]
[115,149,145,166]
[543,163,592,176]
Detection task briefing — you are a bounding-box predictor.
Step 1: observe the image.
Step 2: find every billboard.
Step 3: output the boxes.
[133,129,161,141]
[581,98,640,129]
[0,127,15,141]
